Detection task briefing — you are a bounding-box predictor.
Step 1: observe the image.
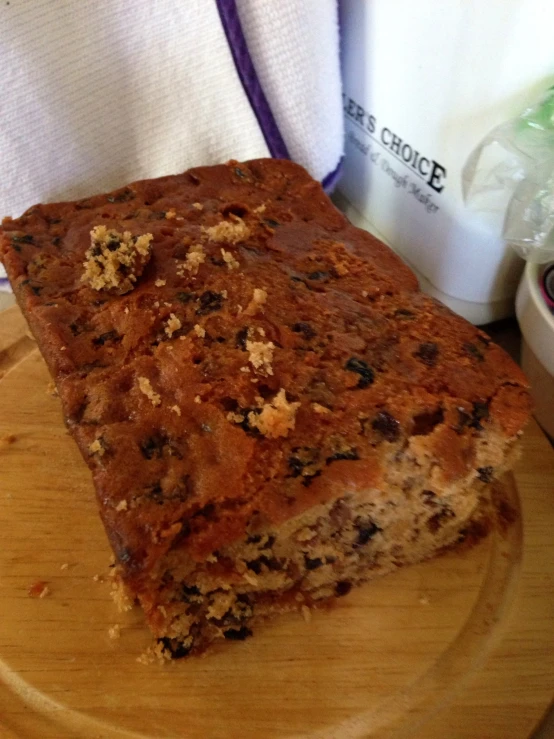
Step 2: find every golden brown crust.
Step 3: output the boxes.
[0,159,531,595]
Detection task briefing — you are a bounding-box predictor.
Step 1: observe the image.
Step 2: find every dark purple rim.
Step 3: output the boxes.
[215,0,290,160]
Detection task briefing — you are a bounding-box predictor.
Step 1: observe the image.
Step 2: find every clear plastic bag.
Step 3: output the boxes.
[462,86,554,263]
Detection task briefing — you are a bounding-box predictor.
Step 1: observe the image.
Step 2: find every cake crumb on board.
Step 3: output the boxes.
[28,581,50,598]
[110,579,134,612]
[137,642,171,665]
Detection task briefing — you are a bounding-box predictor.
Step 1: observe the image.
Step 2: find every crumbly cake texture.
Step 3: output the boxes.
[0,159,531,657]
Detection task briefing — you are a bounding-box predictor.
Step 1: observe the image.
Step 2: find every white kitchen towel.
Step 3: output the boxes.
[0,0,343,292]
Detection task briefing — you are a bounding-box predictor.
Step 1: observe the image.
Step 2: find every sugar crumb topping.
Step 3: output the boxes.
[89,438,105,456]
[253,287,267,304]
[296,527,316,542]
[177,243,205,277]
[244,287,268,316]
[328,242,351,276]
[115,500,128,512]
[155,278,167,287]
[243,572,259,586]
[312,403,331,415]
[164,313,182,338]
[194,395,202,404]
[108,624,121,639]
[203,217,250,244]
[193,323,206,338]
[138,376,161,406]
[192,202,203,211]
[254,203,266,214]
[221,248,240,270]
[248,389,300,439]
[246,339,275,375]
[165,210,176,219]
[171,404,182,416]
[82,225,153,293]
[227,411,245,423]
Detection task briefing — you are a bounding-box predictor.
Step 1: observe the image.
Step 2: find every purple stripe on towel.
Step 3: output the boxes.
[322,156,344,193]
[215,0,290,160]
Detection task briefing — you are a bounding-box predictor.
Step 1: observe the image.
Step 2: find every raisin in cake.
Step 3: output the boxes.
[0,159,531,657]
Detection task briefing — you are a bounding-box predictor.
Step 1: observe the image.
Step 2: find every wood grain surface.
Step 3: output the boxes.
[0,304,553,739]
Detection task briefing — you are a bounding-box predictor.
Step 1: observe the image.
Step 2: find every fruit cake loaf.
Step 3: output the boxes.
[0,159,531,657]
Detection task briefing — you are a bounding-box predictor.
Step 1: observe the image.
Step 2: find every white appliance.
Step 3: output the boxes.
[337,0,554,324]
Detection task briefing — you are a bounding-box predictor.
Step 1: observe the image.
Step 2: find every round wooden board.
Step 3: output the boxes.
[0,305,553,739]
